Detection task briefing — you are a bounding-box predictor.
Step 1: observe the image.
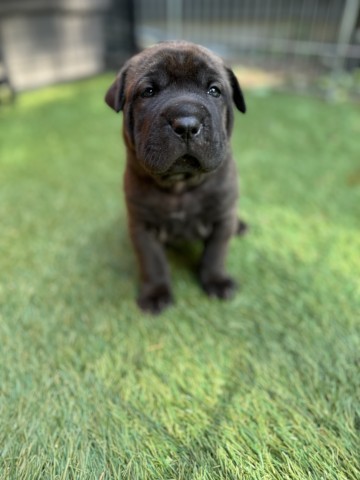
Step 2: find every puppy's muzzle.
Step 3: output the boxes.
[170,116,202,141]
[165,100,206,143]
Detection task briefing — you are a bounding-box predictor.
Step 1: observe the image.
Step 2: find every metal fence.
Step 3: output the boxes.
[1,0,360,99]
[135,0,360,72]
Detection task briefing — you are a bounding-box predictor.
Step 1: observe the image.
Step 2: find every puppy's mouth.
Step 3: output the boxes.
[161,155,201,181]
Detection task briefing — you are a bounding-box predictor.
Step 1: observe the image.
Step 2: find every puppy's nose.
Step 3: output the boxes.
[171,116,202,140]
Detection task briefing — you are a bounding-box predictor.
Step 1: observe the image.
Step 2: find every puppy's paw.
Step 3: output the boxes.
[137,283,173,314]
[201,275,237,300]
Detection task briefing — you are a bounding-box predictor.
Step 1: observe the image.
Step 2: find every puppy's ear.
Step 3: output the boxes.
[227,68,246,114]
[105,65,128,113]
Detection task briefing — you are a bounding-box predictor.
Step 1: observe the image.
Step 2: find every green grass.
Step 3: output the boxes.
[0,76,359,480]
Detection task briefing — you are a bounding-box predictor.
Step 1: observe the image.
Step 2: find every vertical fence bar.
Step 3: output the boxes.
[166,0,183,40]
[335,0,360,70]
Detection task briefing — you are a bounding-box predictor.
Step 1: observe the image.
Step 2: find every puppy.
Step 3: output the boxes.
[105,41,247,313]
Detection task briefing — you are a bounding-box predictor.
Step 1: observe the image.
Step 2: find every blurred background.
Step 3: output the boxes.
[1,0,360,101]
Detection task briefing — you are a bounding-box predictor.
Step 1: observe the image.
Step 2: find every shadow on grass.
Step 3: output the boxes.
[75,217,136,310]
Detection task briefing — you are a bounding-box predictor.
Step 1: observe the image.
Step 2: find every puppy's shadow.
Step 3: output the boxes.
[91,218,203,276]
[78,218,205,308]
[75,217,136,307]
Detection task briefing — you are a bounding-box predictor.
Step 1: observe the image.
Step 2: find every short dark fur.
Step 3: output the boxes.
[105,41,247,314]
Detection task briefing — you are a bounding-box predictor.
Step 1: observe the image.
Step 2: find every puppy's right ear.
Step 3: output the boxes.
[105,66,128,113]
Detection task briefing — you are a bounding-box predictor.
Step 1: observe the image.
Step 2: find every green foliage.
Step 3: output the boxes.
[316,69,360,102]
[0,77,359,479]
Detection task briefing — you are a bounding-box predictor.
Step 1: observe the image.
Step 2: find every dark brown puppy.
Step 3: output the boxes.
[105,41,247,314]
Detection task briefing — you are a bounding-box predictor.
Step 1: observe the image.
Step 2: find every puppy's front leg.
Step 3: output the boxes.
[129,222,173,314]
[199,217,237,300]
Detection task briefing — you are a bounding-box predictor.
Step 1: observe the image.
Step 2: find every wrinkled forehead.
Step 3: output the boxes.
[129,45,226,86]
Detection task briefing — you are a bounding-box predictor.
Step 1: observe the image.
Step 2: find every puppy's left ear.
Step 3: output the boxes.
[227,68,246,114]
[105,64,128,113]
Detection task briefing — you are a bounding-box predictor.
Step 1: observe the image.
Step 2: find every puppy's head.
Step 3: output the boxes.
[105,41,246,184]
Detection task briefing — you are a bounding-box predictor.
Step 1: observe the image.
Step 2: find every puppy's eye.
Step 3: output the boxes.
[208,86,221,98]
[141,87,155,98]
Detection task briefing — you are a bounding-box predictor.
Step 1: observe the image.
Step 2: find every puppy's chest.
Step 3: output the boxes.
[149,193,212,243]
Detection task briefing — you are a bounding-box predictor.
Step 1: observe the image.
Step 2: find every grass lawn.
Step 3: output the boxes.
[0,76,359,480]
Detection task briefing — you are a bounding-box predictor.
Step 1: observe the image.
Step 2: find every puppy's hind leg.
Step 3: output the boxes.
[236,218,249,236]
